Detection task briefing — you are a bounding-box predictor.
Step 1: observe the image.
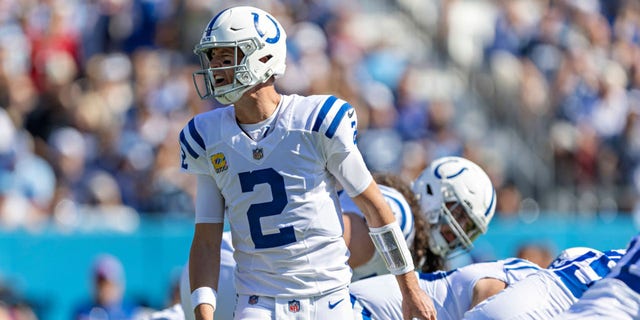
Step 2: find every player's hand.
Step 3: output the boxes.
[194,303,215,320]
[397,271,436,320]
[401,285,436,320]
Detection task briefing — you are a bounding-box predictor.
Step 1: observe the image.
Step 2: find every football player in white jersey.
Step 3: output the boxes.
[462,247,626,319]
[181,5,434,320]
[351,156,503,319]
[351,257,542,320]
[176,156,489,319]
[411,156,497,264]
[555,233,640,320]
[176,173,434,320]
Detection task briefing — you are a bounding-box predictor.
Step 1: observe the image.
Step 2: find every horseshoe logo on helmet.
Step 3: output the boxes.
[434,160,467,180]
[252,12,281,44]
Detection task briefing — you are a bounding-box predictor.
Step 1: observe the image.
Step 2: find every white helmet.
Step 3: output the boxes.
[549,247,600,269]
[192,6,287,104]
[412,156,496,257]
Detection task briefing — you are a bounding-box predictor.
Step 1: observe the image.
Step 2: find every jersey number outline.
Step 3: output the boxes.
[238,168,295,249]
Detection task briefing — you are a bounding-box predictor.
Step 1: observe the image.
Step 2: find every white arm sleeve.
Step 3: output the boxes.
[195,175,225,224]
[327,150,373,197]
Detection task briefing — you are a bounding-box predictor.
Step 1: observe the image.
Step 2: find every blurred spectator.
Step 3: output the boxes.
[358,81,404,173]
[72,254,144,320]
[0,280,39,320]
[144,268,184,320]
[0,0,639,319]
[516,243,555,268]
[0,0,636,226]
[496,181,523,217]
[0,108,55,230]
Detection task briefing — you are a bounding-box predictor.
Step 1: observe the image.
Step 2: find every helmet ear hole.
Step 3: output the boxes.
[259,54,273,63]
[426,184,433,196]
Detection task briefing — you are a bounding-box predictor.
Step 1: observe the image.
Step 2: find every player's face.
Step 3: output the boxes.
[208,47,245,87]
[95,274,122,305]
[439,201,474,243]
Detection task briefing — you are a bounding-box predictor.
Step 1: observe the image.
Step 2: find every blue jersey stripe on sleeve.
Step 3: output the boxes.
[180,130,199,159]
[555,270,588,298]
[325,102,352,139]
[603,249,626,263]
[503,258,530,266]
[589,255,615,279]
[419,269,457,282]
[312,95,338,132]
[188,119,205,149]
[503,258,540,271]
[505,265,540,272]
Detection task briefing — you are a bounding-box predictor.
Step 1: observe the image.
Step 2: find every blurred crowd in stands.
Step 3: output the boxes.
[0,0,639,233]
[1,0,638,318]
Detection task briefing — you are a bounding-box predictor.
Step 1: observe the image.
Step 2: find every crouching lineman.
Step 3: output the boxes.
[462,247,625,319]
[555,233,640,320]
[351,156,503,320]
[350,257,541,319]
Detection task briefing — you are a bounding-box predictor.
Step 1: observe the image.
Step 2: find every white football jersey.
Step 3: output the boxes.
[198,184,413,317]
[464,248,624,320]
[339,185,416,281]
[556,234,640,319]
[350,258,540,320]
[179,94,370,297]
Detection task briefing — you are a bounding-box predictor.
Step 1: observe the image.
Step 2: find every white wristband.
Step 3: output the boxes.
[191,287,217,312]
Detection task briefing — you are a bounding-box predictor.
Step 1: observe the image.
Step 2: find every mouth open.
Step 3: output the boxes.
[214,75,226,85]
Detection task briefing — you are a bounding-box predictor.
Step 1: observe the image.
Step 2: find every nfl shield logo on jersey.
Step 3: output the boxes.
[248,295,259,305]
[288,300,300,313]
[253,148,264,160]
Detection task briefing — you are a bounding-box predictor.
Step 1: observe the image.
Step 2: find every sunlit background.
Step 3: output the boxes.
[0,0,639,319]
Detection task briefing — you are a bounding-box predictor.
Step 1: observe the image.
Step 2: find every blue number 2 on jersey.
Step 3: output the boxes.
[238,168,295,249]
